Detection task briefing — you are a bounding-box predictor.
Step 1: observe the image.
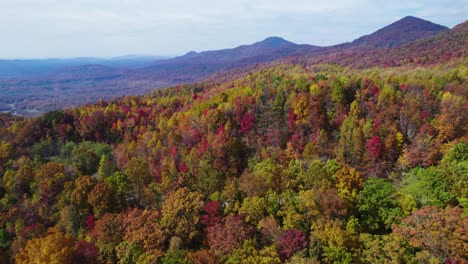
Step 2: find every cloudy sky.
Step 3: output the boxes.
[0,0,466,59]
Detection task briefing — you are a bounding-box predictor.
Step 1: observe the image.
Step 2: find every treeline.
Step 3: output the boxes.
[0,63,466,263]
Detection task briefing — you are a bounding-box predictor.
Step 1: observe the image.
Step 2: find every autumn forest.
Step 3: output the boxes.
[0,15,467,264]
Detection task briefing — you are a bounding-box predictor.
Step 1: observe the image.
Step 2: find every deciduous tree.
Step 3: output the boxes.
[161,188,203,242]
[15,230,75,264]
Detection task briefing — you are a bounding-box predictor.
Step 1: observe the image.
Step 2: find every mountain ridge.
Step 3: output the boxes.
[351,16,449,48]
[0,16,465,116]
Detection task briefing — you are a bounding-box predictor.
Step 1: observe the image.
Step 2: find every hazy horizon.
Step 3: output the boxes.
[1,0,466,59]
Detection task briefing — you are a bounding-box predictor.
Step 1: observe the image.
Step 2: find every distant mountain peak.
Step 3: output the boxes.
[185,51,198,56]
[390,16,447,29]
[352,16,449,48]
[254,36,295,48]
[263,36,288,42]
[400,15,425,21]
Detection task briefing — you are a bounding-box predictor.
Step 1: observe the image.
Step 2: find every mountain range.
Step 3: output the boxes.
[0,16,465,116]
[0,56,169,79]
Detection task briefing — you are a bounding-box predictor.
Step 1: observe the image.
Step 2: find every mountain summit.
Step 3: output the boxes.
[178,36,298,61]
[351,16,449,48]
[252,37,295,48]
[142,36,316,84]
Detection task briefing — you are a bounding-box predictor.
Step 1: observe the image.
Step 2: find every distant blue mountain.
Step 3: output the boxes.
[0,56,168,78]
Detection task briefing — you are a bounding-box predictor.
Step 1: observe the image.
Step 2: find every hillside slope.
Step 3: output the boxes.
[308,20,466,68]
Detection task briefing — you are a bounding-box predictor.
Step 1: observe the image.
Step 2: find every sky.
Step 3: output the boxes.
[0,0,466,59]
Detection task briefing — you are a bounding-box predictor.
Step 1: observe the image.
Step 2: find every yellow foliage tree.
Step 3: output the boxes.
[15,230,75,264]
[161,187,203,241]
[335,165,364,201]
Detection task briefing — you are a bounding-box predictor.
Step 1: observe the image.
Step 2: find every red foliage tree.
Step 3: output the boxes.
[240,112,255,134]
[200,201,222,227]
[288,109,296,131]
[85,215,95,231]
[74,241,98,264]
[277,229,308,261]
[366,136,382,159]
[206,215,252,255]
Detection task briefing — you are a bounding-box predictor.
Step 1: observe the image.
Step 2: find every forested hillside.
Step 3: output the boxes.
[0,61,466,263]
[297,20,467,69]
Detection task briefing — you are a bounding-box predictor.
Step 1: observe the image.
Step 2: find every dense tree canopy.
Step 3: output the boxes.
[0,62,466,263]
